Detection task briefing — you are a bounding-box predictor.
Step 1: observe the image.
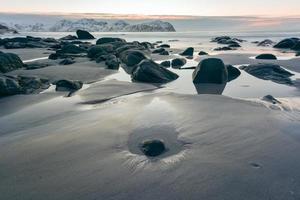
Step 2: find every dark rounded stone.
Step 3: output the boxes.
[59,35,78,41]
[159,50,169,55]
[119,50,149,67]
[158,44,171,48]
[226,65,241,82]
[59,44,87,54]
[255,54,277,60]
[76,30,95,40]
[152,48,166,54]
[0,52,24,73]
[180,47,194,56]
[198,51,208,56]
[160,60,171,68]
[274,38,299,49]
[171,58,186,68]
[193,58,227,84]
[140,140,166,157]
[96,37,126,45]
[55,80,83,92]
[132,59,179,83]
[59,58,75,65]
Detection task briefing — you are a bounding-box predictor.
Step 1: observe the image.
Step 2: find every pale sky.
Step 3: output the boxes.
[1,0,300,16]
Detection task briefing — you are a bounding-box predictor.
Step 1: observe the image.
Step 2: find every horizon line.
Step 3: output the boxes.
[1,11,300,19]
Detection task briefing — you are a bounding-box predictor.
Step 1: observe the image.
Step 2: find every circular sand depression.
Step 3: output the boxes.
[127,125,186,159]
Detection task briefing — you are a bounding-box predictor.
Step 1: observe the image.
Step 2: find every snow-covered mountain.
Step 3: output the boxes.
[4,19,176,32]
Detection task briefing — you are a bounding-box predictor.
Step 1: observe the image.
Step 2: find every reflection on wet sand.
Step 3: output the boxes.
[194,83,227,95]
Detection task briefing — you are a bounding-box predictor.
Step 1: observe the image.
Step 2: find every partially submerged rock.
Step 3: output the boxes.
[226,65,241,82]
[55,80,83,92]
[240,64,294,85]
[96,37,126,45]
[105,55,120,70]
[193,58,228,84]
[119,50,149,67]
[160,60,171,68]
[0,75,50,96]
[87,45,114,59]
[255,54,277,60]
[274,38,300,49]
[152,48,166,54]
[262,95,281,104]
[59,58,75,65]
[171,58,186,69]
[257,39,274,47]
[214,46,234,51]
[0,52,24,73]
[180,47,194,56]
[198,51,208,56]
[59,44,87,54]
[132,59,179,83]
[76,30,95,40]
[59,35,78,41]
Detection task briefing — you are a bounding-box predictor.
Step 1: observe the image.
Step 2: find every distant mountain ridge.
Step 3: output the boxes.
[1,19,176,32]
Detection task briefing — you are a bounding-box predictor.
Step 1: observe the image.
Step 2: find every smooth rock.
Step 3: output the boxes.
[239,64,294,85]
[180,47,194,56]
[96,37,126,45]
[160,61,171,68]
[193,58,228,84]
[76,30,95,40]
[132,59,179,83]
[0,52,24,73]
[171,58,186,69]
[55,80,83,92]
[119,50,149,67]
[255,54,277,60]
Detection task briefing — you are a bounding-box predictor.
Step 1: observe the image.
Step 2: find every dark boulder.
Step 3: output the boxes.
[87,44,114,59]
[198,51,208,56]
[226,65,241,82]
[76,30,95,40]
[158,44,170,48]
[274,38,299,49]
[96,37,126,45]
[59,44,87,54]
[239,64,294,85]
[159,50,169,55]
[105,55,120,70]
[59,58,75,65]
[0,52,24,73]
[214,46,233,51]
[255,54,277,60]
[140,140,166,157]
[0,75,22,96]
[132,59,179,83]
[292,41,300,50]
[257,39,274,47]
[160,60,171,68]
[0,75,50,96]
[228,42,241,48]
[262,95,281,104]
[119,50,150,67]
[55,80,83,92]
[59,35,78,40]
[193,58,228,84]
[152,48,166,54]
[180,47,194,56]
[171,58,186,69]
